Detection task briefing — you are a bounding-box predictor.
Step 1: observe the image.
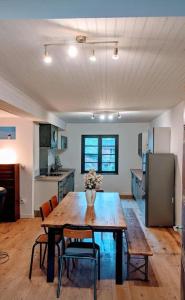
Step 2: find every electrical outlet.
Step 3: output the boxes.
[20,199,25,204]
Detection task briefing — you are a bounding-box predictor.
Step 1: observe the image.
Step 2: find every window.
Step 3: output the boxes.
[81,135,119,174]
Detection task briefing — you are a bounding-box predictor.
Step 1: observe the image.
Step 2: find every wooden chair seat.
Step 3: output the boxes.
[36,234,62,244]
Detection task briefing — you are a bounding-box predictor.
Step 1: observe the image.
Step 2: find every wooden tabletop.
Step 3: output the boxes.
[41,192,127,230]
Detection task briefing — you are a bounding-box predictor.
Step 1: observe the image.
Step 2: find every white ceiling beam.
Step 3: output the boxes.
[0,76,65,129]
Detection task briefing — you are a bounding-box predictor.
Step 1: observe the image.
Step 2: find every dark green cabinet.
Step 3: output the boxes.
[131,173,143,200]
[39,124,58,149]
[61,136,67,150]
[58,172,74,202]
[131,170,145,223]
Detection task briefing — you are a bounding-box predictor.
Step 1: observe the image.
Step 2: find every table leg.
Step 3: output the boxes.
[47,227,55,282]
[115,229,123,284]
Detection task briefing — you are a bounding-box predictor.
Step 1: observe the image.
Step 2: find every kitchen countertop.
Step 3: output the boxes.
[130,168,143,181]
[35,169,75,182]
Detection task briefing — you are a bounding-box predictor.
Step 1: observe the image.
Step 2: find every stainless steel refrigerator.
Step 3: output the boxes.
[144,153,175,227]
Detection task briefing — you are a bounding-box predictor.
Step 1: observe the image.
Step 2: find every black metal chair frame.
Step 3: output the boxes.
[29,233,61,279]
[57,224,100,300]
[29,204,61,279]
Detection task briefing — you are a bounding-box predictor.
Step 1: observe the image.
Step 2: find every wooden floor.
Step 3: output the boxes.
[0,200,181,300]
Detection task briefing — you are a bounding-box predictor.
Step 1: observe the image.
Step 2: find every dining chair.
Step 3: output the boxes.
[29,201,61,279]
[57,224,100,300]
[50,195,58,210]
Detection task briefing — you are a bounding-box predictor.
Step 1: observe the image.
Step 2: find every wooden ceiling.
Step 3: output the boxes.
[0,17,184,121]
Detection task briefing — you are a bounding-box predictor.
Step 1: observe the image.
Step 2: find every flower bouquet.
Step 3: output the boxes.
[84,170,103,206]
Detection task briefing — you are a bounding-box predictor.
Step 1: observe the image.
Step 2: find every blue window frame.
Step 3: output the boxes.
[81,135,119,174]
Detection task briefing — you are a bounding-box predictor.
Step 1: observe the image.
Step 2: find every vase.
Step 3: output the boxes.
[85,189,96,207]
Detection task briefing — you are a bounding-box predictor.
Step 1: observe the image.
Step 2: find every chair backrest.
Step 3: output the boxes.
[40,201,52,234]
[50,195,58,210]
[40,201,52,221]
[62,224,96,255]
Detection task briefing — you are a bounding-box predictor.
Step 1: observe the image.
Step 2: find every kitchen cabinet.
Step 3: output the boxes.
[61,136,67,150]
[39,124,58,149]
[34,170,75,212]
[138,132,147,157]
[58,173,74,199]
[58,131,67,151]
[148,127,171,153]
[131,169,145,223]
[131,169,143,200]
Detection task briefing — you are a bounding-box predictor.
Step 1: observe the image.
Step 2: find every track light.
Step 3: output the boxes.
[89,49,96,62]
[68,45,78,58]
[43,46,52,64]
[112,46,119,60]
[99,114,105,120]
[117,112,121,119]
[108,114,114,120]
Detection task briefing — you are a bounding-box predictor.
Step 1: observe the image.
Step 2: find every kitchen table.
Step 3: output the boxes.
[41,191,127,284]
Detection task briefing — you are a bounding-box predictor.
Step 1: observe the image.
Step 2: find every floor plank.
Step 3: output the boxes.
[0,199,180,300]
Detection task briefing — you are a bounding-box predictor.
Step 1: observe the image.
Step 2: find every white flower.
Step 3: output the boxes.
[84,169,103,189]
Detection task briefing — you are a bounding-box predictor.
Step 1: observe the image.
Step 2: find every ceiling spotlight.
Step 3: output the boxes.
[112,46,119,60]
[43,46,52,64]
[91,113,95,120]
[99,114,105,120]
[68,45,78,58]
[108,114,114,120]
[89,49,96,62]
[117,112,121,119]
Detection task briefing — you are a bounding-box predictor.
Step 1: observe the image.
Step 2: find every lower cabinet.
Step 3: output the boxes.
[131,173,143,200]
[34,172,75,212]
[58,173,74,201]
[131,170,145,224]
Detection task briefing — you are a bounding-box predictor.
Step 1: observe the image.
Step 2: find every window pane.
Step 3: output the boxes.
[102,162,115,172]
[102,138,115,146]
[85,138,98,146]
[85,154,98,162]
[102,155,115,163]
[85,146,98,154]
[102,147,115,155]
[85,162,98,171]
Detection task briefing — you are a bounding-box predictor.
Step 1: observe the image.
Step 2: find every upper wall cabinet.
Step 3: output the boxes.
[58,129,67,151]
[138,132,147,157]
[39,124,58,149]
[61,136,67,150]
[148,127,171,153]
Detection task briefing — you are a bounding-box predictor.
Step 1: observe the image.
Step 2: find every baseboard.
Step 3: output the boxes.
[120,194,133,199]
[20,214,34,219]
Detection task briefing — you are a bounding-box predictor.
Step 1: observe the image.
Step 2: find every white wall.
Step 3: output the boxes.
[151,101,184,225]
[60,123,148,194]
[0,117,35,218]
